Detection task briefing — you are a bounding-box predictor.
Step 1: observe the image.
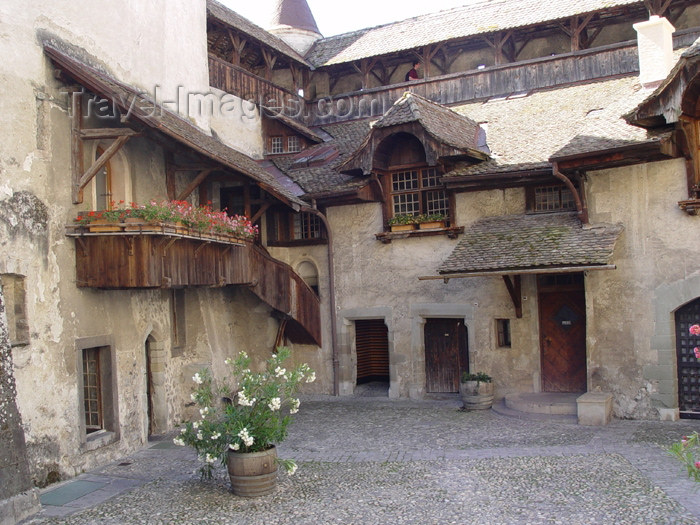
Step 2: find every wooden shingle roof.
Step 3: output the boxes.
[439,212,623,274]
[305,0,642,67]
[207,0,310,67]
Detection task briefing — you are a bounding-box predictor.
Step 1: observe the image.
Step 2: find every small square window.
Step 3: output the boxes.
[269,136,284,154]
[496,319,511,347]
[288,136,301,153]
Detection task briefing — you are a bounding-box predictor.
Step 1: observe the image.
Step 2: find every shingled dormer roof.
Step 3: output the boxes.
[339,92,489,174]
[305,0,642,68]
[439,212,623,275]
[374,92,487,153]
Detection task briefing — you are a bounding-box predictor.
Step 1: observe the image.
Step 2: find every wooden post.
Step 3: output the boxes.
[483,31,514,65]
[502,275,522,318]
[71,91,84,204]
[560,14,594,52]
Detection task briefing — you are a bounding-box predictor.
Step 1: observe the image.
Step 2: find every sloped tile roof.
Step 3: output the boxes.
[305,0,641,67]
[43,39,306,209]
[374,92,486,153]
[270,119,372,194]
[446,75,665,176]
[439,212,623,274]
[207,0,310,67]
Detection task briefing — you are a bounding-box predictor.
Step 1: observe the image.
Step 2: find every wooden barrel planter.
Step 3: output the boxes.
[459,381,494,410]
[227,446,278,497]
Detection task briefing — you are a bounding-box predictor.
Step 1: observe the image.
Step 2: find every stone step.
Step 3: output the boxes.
[504,392,582,416]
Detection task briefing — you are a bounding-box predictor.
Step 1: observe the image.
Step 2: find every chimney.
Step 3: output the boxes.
[633,15,675,87]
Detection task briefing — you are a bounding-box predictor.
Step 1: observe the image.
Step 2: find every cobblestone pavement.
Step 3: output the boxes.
[22,396,700,524]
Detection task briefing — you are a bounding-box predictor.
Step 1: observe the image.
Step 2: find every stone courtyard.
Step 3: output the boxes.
[19,396,700,524]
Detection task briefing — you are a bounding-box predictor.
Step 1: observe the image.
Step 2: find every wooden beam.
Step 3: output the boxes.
[77,135,132,200]
[176,169,213,201]
[502,275,523,319]
[71,91,84,204]
[261,49,278,80]
[419,265,617,280]
[250,202,271,224]
[227,29,247,66]
[560,14,594,51]
[483,31,514,65]
[79,128,140,140]
[165,153,177,201]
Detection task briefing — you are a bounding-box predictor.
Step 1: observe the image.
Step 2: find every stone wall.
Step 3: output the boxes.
[0,280,39,524]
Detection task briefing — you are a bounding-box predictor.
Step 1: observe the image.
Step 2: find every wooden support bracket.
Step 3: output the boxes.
[74,134,132,204]
[122,236,134,256]
[159,237,178,254]
[176,169,213,201]
[75,236,88,257]
[502,275,523,318]
[194,241,211,257]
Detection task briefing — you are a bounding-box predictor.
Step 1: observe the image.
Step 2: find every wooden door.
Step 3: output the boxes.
[424,318,468,393]
[676,298,700,418]
[355,319,389,384]
[539,276,587,393]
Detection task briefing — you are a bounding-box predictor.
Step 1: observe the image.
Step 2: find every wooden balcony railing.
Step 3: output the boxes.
[208,54,299,110]
[67,227,321,346]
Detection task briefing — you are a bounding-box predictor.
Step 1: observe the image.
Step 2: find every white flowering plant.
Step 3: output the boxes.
[175,347,314,478]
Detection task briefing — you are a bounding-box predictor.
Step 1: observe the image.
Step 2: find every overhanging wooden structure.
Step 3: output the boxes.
[67,229,321,346]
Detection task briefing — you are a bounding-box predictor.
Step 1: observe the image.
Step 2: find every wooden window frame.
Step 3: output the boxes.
[526,183,577,214]
[0,274,29,347]
[267,210,327,246]
[269,136,284,155]
[76,335,119,449]
[287,135,301,153]
[379,163,454,229]
[496,319,511,348]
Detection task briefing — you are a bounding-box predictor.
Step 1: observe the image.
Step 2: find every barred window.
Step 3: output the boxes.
[268,210,326,245]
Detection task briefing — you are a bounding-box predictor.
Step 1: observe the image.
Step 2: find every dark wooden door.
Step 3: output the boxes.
[424,318,468,393]
[539,284,587,393]
[676,298,700,418]
[356,319,389,384]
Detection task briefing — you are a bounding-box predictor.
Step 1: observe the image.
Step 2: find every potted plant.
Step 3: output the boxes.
[388,214,417,232]
[459,371,494,410]
[416,213,447,229]
[173,347,315,497]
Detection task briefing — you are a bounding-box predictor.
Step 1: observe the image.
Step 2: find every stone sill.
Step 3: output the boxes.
[375,226,464,244]
[84,430,118,451]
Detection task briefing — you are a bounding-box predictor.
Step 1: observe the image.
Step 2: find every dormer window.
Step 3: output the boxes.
[270,136,284,154]
[288,136,301,153]
[389,167,449,219]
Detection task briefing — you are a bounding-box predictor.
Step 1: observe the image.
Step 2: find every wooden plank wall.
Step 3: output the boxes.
[208,55,297,108]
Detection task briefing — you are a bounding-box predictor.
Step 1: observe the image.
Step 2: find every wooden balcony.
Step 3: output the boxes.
[67,226,321,346]
[208,54,298,109]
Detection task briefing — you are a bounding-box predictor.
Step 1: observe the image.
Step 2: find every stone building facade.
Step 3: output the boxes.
[1,0,700,516]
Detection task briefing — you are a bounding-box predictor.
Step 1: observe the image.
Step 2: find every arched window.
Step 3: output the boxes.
[296,260,319,296]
